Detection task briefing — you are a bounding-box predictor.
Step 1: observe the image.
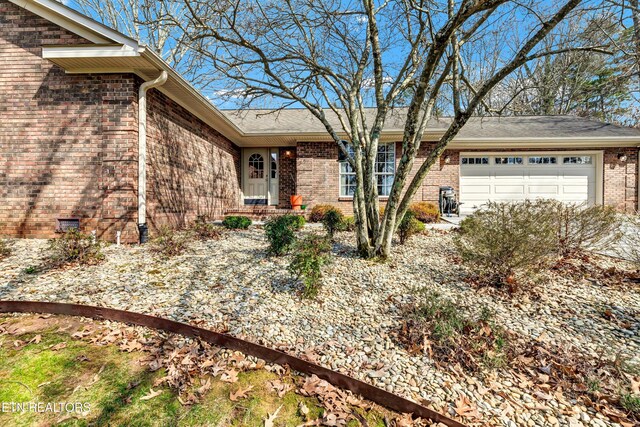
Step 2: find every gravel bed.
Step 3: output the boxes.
[1,229,638,427]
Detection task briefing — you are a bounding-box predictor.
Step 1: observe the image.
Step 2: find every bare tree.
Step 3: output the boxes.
[481,12,634,124]
[140,0,603,258]
[72,0,191,68]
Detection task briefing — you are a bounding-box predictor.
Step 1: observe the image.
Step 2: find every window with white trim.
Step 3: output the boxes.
[248,153,265,179]
[495,156,523,165]
[563,156,592,165]
[461,157,489,165]
[339,143,396,197]
[528,156,557,165]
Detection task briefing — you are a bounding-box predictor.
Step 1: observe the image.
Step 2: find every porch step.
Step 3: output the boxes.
[223,206,304,221]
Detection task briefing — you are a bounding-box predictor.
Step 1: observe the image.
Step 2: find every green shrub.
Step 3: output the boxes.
[23,266,38,274]
[397,211,425,245]
[150,226,190,257]
[620,393,640,415]
[340,216,356,232]
[222,216,252,229]
[284,214,306,230]
[322,208,344,239]
[47,229,104,266]
[264,214,300,256]
[288,234,332,298]
[396,290,509,371]
[552,202,621,258]
[308,204,339,222]
[409,202,440,223]
[0,238,12,260]
[191,217,223,240]
[454,200,558,290]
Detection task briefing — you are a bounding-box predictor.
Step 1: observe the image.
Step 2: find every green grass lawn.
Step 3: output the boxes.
[0,315,392,426]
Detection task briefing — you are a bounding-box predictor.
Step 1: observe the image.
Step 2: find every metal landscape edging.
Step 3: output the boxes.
[0,300,467,427]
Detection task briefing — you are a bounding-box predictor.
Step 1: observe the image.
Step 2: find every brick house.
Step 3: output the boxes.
[1,0,639,243]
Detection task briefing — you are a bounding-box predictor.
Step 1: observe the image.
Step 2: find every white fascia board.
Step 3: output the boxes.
[9,0,138,48]
[140,49,246,137]
[42,45,139,59]
[450,137,640,149]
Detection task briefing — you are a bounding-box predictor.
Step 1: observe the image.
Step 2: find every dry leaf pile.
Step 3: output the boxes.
[394,298,640,425]
[1,314,446,426]
[551,255,640,289]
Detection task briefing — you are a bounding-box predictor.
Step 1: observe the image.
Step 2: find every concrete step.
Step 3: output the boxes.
[223,207,304,220]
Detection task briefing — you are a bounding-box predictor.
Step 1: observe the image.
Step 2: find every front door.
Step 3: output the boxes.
[243,149,268,204]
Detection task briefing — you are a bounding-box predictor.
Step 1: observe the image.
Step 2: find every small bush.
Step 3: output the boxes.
[322,208,344,239]
[288,233,332,298]
[308,204,339,222]
[396,291,509,371]
[621,393,640,415]
[191,217,223,240]
[23,266,38,274]
[47,229,104,266]
[222,216,252,229]
[409,202,440,223]
[397,211,425,245]
[455,200,558,291]
[264,214,300,256]
[553,202,621,258]
[622,213,640,266]
[0,238,12,260]
[340,216,356,232]
[284,214,306,230]
[150,226,190,257]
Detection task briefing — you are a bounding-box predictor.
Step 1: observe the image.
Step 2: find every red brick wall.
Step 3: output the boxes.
[0,0,138,241]
[603,147,638,212]
[145,88,241,231]
[278,147,296,208]
[0,0,243,242]
[296,141,639,214]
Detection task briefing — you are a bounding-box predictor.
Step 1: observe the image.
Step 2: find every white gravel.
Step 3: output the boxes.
[0,229,638,427]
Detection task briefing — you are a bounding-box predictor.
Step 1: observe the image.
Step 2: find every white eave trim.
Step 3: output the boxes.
[449,137,640,149]
[43,45,140,58]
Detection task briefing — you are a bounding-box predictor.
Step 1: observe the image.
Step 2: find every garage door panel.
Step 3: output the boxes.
[459,153,597,211]
[494,185,525,194]
[563,185,591,194]
[461,185,492,194]
[529,185,559,195]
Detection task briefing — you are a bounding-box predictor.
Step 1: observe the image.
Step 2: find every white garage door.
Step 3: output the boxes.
[459,153,597,214]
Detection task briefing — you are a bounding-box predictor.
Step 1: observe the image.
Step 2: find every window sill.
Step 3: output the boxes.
[338,197,389,201]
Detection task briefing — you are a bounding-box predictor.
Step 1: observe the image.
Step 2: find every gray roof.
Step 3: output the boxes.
[224,108,640,139]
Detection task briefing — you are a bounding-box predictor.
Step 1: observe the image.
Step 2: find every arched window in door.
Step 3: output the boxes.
[248,153,264,179]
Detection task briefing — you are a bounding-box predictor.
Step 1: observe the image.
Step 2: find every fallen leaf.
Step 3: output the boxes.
[221,370,239,383]
[265,404,282,427]
[230,385,254,401]
[454,396,481,420]
[394,413,414,427]
[140,388,163,401]
[50,342,67,351]
[196,378,211,396]
[268,380,293,398]
[29,335,42,344]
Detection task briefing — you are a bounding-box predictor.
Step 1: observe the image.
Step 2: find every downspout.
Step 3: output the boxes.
[138,71,168,243]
